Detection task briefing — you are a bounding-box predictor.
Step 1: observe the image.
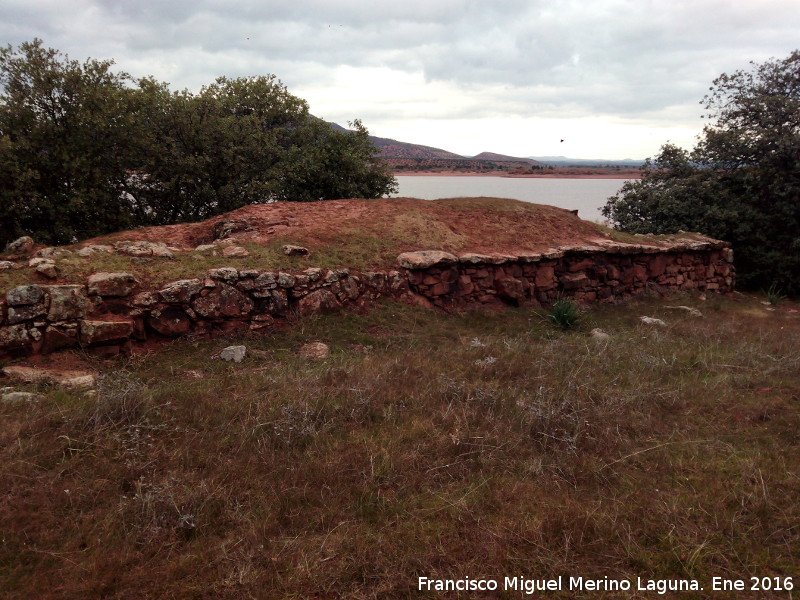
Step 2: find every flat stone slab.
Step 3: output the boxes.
[79,319,135,345]
[397,250,458,269]
[87,272,139,297]
[2,365,97,389]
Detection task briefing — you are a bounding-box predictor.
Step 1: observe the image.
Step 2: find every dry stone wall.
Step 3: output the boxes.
[0,237,734,358]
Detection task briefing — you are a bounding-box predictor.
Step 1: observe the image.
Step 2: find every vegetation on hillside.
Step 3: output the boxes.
[1,294,798,598]
[603,51,800,294]
[0,40,397,247]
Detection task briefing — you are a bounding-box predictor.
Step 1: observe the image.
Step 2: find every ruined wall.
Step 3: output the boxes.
[0,238,734,358]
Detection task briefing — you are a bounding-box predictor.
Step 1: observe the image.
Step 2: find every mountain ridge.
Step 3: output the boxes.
[327,120,644,168]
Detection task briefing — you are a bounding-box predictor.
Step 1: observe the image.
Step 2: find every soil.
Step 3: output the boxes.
[87,196,615,257]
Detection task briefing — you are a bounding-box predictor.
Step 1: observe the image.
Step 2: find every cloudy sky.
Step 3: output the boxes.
[2,0,798,159]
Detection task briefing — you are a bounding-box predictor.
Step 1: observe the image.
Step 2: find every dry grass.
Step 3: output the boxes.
[1,293,799,598]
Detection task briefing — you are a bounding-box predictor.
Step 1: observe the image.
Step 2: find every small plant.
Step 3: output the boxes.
[764,282,785,305]
[547,297,580,329]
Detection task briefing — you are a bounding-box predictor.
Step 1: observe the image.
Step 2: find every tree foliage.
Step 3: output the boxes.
[603,51,800,292]
[0,40,139,245]
[0,40,397,247]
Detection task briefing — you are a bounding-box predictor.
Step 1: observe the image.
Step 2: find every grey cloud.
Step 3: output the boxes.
[1,0,798,120]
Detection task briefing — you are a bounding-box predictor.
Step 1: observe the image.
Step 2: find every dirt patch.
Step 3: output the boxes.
[84,197,614,258]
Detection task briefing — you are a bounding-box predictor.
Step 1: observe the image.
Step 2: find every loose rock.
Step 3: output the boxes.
[113,240,174,258]
[47,285,88,321]
[299,341,329,359]
[35,247,72,259]
[222,246,249,258]
[664,305,703,317]
[2,391,40,403]
[76,244,114,257]
[35,261,59,279]
[297,289,340,316]
[283,244,310,256]
[5,236,35,256]
[79,320,134,345]
[640,316,667,327]
[158,279,205,304]
[1,365,97,389]
[219,345,247,363]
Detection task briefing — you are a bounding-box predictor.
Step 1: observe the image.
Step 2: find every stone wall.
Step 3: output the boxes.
[0,237,734,358]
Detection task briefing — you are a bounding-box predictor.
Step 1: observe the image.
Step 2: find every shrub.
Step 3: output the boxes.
[547,297,580,329]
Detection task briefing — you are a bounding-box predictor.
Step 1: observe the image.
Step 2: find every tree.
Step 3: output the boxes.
[127,75,307,224]
[0,39,139,246]
[603,51,800,292]
[277,118,397,202]
[1,41,397,246]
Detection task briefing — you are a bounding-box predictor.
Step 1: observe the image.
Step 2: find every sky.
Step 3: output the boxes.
[1,0,798,160]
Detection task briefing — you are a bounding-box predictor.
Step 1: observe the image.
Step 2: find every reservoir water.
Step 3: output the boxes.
[391,176,635,222]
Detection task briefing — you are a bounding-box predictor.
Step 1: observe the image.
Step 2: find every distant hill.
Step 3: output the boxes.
[471,152,540,166]
[325,120,641,169]
[530,156,644,167]
[327,121,461,159]
[369,135,464,160]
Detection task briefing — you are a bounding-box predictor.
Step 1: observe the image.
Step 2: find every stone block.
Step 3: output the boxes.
[495,277,525,301]
[46,285,87,321]
[158,279,204,303]
[79,319,134,345]
[8,304,46,325]
[87,272,138,297]
[297,289,341,316]
[535,265,555,288]
[148,306,193,337]
[0,324,31,349]
[559,272,589,290]
[7,285,43,306]
[192,283,254,318]
[397,250,458,270]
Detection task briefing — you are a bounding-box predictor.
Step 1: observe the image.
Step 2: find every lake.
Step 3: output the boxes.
[391,176,634,222]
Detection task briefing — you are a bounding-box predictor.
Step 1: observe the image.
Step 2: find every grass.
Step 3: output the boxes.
[546,296,581,329]
[1,292,799,598]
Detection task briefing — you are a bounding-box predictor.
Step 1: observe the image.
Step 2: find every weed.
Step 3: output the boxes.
[547,296,580,329]
[764,282,786,305]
